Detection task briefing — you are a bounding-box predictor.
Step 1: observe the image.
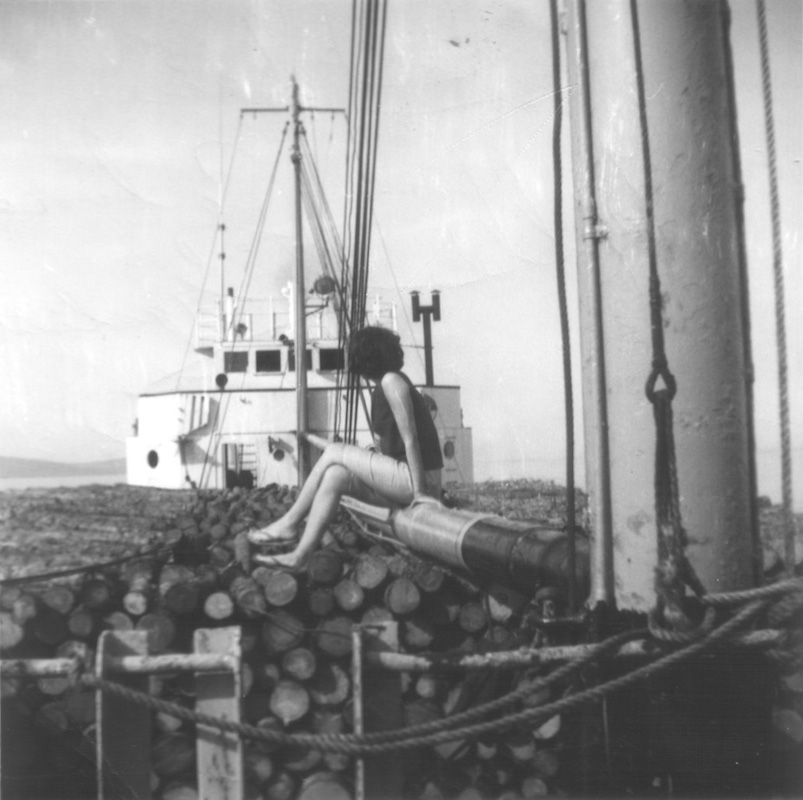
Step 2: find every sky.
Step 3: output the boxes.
[0,0,800,505]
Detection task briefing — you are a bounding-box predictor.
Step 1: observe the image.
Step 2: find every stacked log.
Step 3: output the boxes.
[5,480,734,800]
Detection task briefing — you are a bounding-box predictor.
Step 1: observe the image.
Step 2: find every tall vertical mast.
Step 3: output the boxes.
[291,78,310,483]
[565,0,758,612]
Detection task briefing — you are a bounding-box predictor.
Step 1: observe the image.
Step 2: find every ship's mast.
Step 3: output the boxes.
[291,78,310,483]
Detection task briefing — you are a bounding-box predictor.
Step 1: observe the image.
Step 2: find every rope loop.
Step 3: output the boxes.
[645,362,677,404]
[648,605,716,645]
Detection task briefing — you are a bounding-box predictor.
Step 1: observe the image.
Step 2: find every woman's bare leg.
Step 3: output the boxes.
[255,464,350,570]
[249,443,351,543]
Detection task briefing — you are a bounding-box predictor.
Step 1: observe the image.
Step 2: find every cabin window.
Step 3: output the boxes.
[256,350,282,373]
[318,347,345,371]
[288,349,312,372]
[224,351,248,373]
[147,450,159,468]
[443,440,455,460]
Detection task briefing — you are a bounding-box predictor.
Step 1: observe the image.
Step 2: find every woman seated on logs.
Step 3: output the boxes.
[249,326,443,570]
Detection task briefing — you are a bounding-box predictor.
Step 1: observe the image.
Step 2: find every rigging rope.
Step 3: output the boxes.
[549,0,578,613]
[757,0,796,575]
[75,593,776,755]
[198,123,289,490]
[629,0,706,632]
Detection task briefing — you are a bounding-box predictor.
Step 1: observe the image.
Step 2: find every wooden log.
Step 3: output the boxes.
[484,625,514,649]
[312,710,345,735]
[308,588,335,618]
[261,571,298,608]
[386,553,410,578]
[533,714,561,741]
[532,750,559,779]
[245,749,274,784]
[230,576,268,618]
[297,772,350,800]
[234,531,251,571]
[414,675,445,701]
[162,581,201,616]
[122,589,150,617]
[254,716,283,753]
[41,585,76,616]
[281,647,317,682]
[309,663,350,707]
[209,545,233,569]
[37,675,71,696]
[80,577,114,610]
[322,752,351,772]
[284,745,323,774]
[261,610,305,655]
[265,771,296,800]
[403,617,437,651]
[156,709,185,734]
[0,611,25,650]
[203,591,235,621]
[413,563,445,594]
[104,610,135,631]
[151,732,196,778]
[66,606,96,639]
[161,782,199,800]
[209,522,230,543]
[487,585,527,624]
[12,593,38,624]
[0,586,22,612]
[360,606,394,628]
[269,680,310,725]
[521,776,549,798]
[384,578,420,616]
[504,729,536,765]
[353,553,389,591]
[307,549,344,586]
[458,602,489,634]
[136,612,177,653]
[314,617,353,658]
[32,606,68,646]
[333,578,364,612]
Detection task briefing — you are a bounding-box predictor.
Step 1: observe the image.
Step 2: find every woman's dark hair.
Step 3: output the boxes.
[348,326,404,380]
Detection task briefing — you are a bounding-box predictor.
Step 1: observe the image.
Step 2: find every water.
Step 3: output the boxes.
[0,474,128,491]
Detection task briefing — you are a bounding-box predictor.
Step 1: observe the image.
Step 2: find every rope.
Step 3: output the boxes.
[0,539,178,587]
[757,0,796,575]
[548,0,577,614]
[629,0,706,635]
[79,597,769,755]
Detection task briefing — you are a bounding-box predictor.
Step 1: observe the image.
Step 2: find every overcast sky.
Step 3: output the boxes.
[0,0,800,504]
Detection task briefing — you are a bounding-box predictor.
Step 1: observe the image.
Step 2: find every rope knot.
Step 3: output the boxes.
[648,603,716,645]
[646,363,677,403]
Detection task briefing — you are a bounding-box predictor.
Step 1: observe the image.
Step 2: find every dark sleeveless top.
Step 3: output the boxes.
[371,372,444,470]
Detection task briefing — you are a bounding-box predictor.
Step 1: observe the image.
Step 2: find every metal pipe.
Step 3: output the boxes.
[363,629,781,672]
[1,652,236,678]
[564,0,614,608]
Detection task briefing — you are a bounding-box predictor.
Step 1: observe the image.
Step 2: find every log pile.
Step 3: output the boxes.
[1,482,798,799]
[0,484,574,800]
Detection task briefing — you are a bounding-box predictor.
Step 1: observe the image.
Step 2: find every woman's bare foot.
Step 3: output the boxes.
[248,520,299,545]
[254,550,309,572]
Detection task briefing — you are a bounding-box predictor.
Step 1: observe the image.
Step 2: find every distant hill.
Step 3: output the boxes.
[0,457,127,479]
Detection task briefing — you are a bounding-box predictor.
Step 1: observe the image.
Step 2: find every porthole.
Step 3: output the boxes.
[147,450,159,468]
[443,440,455,459]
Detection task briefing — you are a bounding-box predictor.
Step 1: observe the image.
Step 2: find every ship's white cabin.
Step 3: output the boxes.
[127,284,473,491]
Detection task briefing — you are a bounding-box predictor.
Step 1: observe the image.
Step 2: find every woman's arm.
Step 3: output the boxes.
[380,372,432,501]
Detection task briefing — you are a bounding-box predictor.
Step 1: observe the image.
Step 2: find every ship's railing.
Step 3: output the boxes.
[195,307,341,347]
